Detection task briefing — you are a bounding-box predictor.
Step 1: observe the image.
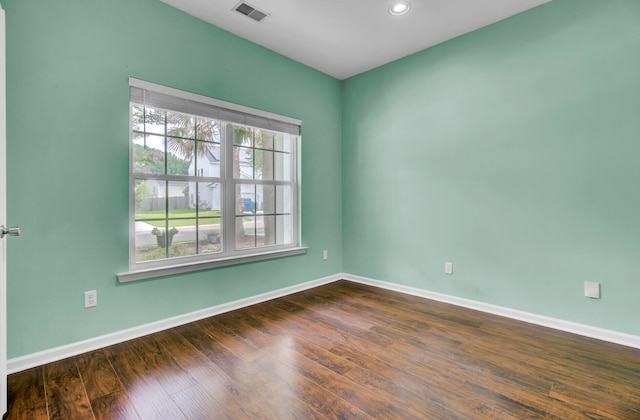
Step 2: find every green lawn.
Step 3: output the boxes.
[136,208,221,227]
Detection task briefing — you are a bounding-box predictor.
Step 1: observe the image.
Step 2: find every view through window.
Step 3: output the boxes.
[128,80,300,272]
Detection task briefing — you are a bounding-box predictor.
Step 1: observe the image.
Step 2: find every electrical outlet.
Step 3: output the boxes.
[322,250,328,260]
[84,290,97,308]
[584,281,600,299]
[445,262,453,275]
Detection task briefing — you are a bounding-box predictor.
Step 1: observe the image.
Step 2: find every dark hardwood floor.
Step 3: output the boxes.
[6,280,640,419]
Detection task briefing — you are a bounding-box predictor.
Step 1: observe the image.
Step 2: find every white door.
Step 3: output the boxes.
[0,4,8,415]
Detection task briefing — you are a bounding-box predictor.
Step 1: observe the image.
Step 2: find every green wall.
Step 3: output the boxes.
[2,0,342,358]
[343,0,640,335]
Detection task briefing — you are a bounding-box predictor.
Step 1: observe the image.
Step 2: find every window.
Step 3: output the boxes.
[119,79,304,282]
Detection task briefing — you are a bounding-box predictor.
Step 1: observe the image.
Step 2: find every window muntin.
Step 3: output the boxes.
[129,84,299,272]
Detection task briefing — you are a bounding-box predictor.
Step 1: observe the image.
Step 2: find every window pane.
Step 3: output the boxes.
[145,107,165,135]
[276,215,293,244]
[260,185,275,214]
[196,117,220,143]
[233,125,254,147]
[131,104,144,132]
[257,130,274,150]
[135,179,164,216]
[166,138,193,176]
[133,135,165,175]
[234,147,253,179]
[199,217,221,254]
[276,185,292,214]
[135,220,168,263]
[260,215,276,247]
[131,130,144,145]
[237,184,256,215]
[166,111,195,139]
[135,179,167,217]
[168,219,197,258]
[254,149,274,180]
[134,176,168,263]
[274,151,290,181]
[166,180,190,219]
[273,133,288,152]
[164,181,192,255]
[194,143,220,178]
[196,180,221,213]
[236,215,256,249]
[235,184,243,215]
[190,182,222,251]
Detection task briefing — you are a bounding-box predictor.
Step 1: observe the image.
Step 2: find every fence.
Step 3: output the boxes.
[138,196,189,212]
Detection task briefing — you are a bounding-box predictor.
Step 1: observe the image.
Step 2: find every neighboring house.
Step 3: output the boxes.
[187,144,257,211]
[147,180,186,199]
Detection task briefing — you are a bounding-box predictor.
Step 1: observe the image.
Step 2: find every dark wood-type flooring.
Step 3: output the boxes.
[6,280,640,419]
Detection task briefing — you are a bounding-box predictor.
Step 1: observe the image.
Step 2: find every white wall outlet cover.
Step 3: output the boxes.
[445,262,453,275]
[584,281,600,299]
[84,290,97,308]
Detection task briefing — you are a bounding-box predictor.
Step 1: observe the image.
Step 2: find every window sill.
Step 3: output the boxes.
[117,247,308,283]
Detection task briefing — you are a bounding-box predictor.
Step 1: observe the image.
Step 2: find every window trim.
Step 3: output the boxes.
[117,247,308,283]
[118,79,305,282]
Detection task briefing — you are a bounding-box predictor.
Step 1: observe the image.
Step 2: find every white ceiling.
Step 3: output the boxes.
[160,0,550,80]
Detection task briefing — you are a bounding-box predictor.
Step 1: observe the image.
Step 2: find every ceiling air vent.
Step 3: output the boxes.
[234,2,268,22]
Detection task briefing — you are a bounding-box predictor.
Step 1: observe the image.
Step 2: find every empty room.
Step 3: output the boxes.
[0,0,639,418]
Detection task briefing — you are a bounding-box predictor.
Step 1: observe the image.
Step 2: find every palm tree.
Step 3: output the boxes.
[132,106,219,160]
[166,112,219,159]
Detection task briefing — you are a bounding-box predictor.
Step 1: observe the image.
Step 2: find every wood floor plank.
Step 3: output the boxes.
[180,322,267,388]
[43,358,93,420]
[196,316,264,363]
[105,344,186,419]
[6,367,48,420]
[209,310,275,350]
[254,359,371,420]
[169,384,229,420]
[158,326,306,418]
[154,328,273,419]
[178,323,288,418]
[75,350,121,401]
[158,328,322,419]
[258,347,408,418]
[7,280,640,419]
[129,335,196,395]
[89,390,140,420]
[549,381,640,419]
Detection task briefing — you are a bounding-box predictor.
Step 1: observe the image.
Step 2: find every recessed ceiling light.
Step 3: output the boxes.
[389,1,410,16]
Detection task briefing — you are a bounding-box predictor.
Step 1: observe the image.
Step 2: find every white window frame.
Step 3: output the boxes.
[118,79,306,282]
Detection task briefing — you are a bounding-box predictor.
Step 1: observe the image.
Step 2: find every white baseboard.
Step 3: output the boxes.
[8,272,639,374]
[7,274,341,374]
[342,273,640,350]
